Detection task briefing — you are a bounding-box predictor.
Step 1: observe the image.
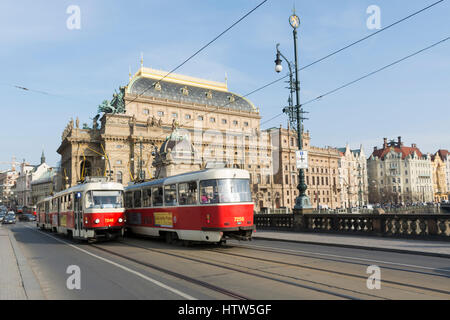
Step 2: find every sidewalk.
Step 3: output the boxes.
[253,230,450,258]
[0,225,44,300]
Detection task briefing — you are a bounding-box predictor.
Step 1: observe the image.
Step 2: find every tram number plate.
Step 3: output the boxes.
[105,218,114,223]
[234,217,244,223]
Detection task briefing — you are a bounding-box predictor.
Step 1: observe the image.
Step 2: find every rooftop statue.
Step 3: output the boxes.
[110,86,126,114]
[98,86,126,114]
[98,99,115,114]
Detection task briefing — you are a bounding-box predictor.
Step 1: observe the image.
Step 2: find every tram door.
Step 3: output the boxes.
[74,192,83,237]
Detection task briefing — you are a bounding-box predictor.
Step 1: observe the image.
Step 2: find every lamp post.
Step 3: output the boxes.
[275,11,312,213]
[133,136,145,181]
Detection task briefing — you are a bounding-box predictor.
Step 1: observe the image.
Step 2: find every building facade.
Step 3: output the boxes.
[267,126,343,210]
[30,167,60,205]
[57,67,275,212]
[368,137,433,204]
[0,169,19,208]
[337,145,369,208]
[431,150,449,202]
[15,152,52,207]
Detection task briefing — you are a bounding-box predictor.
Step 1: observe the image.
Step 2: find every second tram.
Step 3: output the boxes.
[125,168,255,244]
[36,177,125,241]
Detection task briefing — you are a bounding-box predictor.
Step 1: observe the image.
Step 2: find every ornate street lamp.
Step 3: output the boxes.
[131,136,145,181]
[275,11,312,213]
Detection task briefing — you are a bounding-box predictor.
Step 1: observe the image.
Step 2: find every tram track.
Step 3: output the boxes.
[89,243,251,300]
[24,224,450,299]
[230,242,450,279]
[108,239,385,300]
[206,244,450,297]
[114,237,450,299]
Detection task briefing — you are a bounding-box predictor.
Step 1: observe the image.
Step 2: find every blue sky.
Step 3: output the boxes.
[0,0,449,170]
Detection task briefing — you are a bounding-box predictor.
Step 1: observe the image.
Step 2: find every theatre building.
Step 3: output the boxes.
[57,66,274,212]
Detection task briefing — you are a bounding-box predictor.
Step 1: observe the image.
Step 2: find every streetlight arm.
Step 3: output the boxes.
[276,44,294,77]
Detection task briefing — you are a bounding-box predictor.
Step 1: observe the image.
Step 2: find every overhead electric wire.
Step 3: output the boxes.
[1,83,97,105]
[260,36,450,128]
[125,0,268,108]
[156,0,445,135]
[301,36,450,107]
[245,0,445,98]
[5,0,444,135]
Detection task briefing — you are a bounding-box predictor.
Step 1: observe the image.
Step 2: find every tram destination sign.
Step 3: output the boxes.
[296,150,308,169]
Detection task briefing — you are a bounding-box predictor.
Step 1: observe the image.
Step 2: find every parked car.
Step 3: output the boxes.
[21,214,36,222]
[0,213,5,223]
[2,213,16,224]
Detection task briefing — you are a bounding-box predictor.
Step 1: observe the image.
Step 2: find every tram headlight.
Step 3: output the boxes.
[118,218,123,223]
[94,218,100,224]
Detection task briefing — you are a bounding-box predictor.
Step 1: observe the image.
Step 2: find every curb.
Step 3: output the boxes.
[252,235,450,259]
[8,228,45,300]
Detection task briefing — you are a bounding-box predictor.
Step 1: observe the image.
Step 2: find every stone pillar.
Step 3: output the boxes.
[292,207,313,230]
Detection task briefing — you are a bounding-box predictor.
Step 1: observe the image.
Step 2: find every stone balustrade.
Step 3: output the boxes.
[254,213,450,240]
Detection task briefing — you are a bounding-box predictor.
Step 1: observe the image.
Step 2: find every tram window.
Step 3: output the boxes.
[133,190,142,208]
[200,180,219,204]
[85,190,124,209]
[178,181,198,205]
[152,187,163,207]
[164,184,177,206]
[125,192,133,208]
[68,194,72,211]
[200,179,251,204]
[142,188,152,207]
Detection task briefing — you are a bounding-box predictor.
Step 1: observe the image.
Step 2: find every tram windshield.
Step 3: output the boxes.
[200,179,251,204]
[85,190,124,209]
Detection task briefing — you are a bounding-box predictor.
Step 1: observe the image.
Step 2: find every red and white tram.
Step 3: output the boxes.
[125,168,254,244]
[36,177,125,241]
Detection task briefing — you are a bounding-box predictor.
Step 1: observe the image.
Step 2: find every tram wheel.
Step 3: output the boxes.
[165,232,174,244]
[182,240,192,247]
[217,240,227,246]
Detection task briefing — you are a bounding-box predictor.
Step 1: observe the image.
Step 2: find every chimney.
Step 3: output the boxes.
[374,146,378,151]
[383,138,387,148]
[412,143,417,148]
[398,136,403,147]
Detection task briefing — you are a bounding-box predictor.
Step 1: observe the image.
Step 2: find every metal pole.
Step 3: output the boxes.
[293,28,307,202]
[139,140,143,180]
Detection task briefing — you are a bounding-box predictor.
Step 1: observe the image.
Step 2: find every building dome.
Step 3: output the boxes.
[127,68,257,113]
[152,128,201,178]
[159,136,195,156]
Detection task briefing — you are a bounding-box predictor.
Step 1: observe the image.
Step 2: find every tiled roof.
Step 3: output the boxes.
[371,145,423,160]
[437,149,449,161]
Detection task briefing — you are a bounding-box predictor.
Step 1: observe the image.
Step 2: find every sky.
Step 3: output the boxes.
[0,0,449,171]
